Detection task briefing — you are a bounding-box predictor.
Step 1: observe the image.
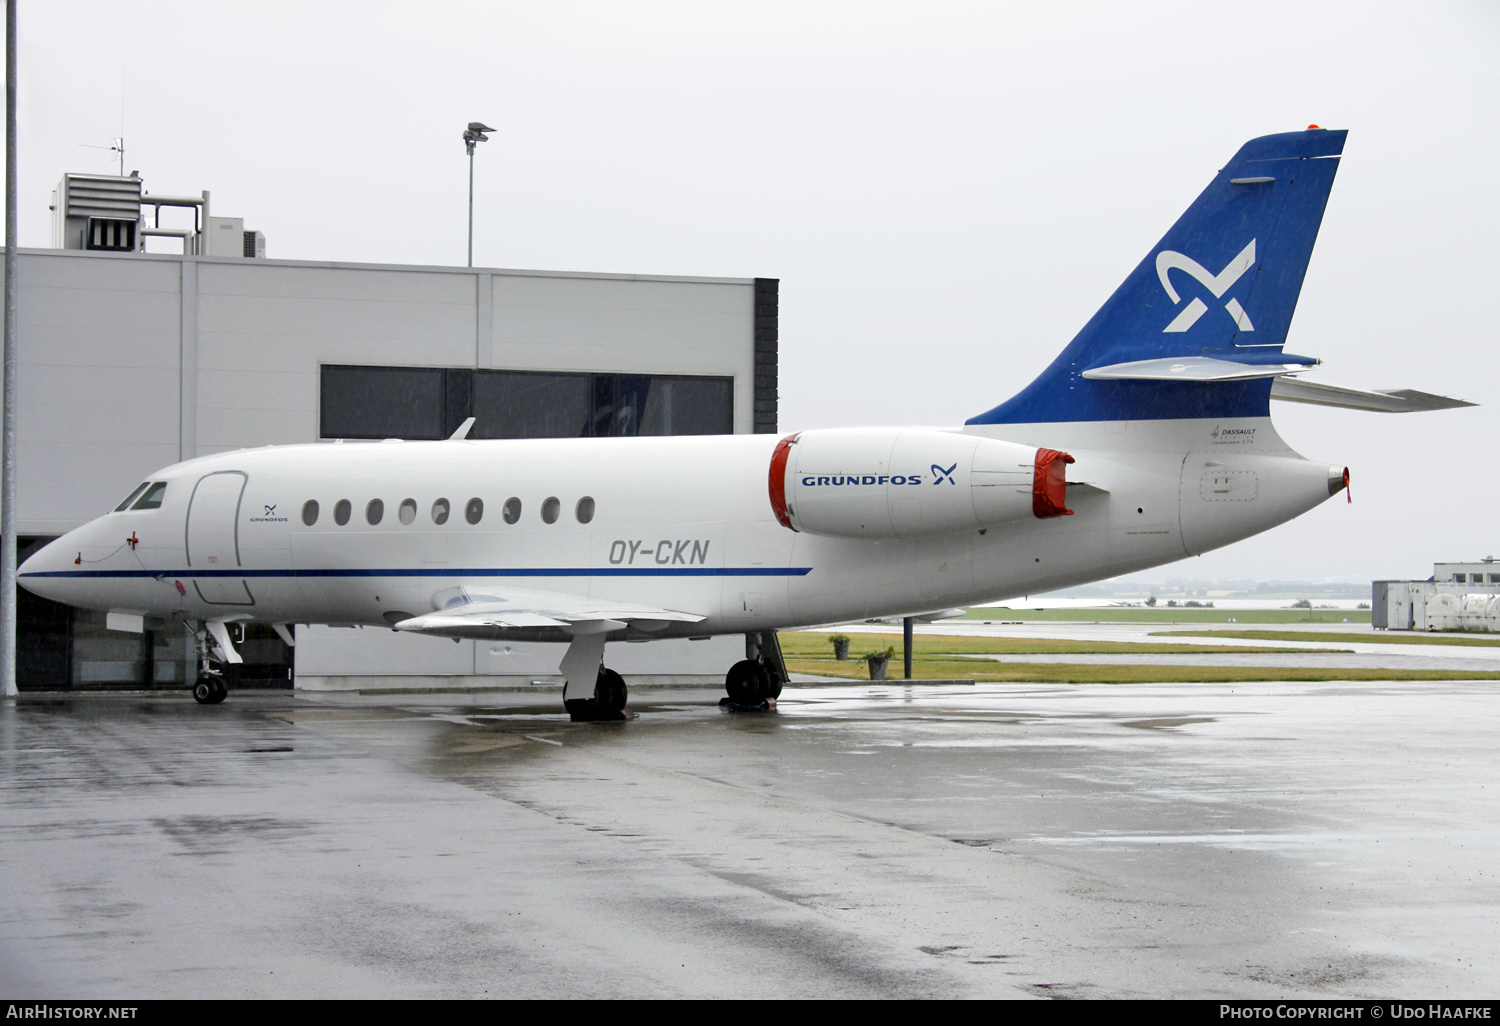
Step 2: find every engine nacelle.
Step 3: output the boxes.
[768,428,1073,539]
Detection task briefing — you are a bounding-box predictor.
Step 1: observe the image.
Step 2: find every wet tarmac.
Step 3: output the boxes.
[4,675,1498,999]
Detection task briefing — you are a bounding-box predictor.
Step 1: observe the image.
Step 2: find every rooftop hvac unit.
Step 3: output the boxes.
[85,216,136,252]
[201,217,265,258]
[51,173,142,250]
[202,216,244,256]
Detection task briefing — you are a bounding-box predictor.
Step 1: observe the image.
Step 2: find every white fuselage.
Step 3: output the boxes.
[19,417,1342,639]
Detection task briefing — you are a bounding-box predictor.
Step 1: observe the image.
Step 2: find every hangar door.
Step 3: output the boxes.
[185,471,255,606]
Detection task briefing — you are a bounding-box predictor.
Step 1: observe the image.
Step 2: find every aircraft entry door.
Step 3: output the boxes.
[185,471,255,606]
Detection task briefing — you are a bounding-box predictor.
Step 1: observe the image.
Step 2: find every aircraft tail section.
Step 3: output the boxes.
[968,128,1346,426]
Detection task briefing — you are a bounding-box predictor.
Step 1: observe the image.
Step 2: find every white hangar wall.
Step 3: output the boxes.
[10,247,768,689]
[17,249,759,531]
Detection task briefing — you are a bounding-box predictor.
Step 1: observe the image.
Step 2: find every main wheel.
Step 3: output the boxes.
[209,678,228,704]
[564,698,597,721]
[725,659,769,703]
[595,667,627,716]
[192,677,226,705]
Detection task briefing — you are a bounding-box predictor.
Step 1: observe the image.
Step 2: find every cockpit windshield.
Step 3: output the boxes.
[130,482,168,510]
[114,483,150,512]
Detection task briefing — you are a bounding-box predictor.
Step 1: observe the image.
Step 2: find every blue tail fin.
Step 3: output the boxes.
[969,128,1346,425]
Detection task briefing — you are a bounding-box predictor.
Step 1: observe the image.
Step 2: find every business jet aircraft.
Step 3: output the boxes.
[19,128,1470,716]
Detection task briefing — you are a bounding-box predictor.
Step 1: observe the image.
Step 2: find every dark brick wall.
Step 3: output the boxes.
[753,278,779,434]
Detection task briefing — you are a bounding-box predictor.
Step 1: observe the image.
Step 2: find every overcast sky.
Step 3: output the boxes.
[11,1,1499,584]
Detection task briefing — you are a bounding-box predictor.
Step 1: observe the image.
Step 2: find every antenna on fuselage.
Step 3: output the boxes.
[448,417,476,440]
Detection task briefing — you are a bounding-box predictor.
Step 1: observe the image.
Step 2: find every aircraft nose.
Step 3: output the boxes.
[18,534,81,603]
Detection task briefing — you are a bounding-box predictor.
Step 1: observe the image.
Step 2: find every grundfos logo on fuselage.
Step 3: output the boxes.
[249,503,289,523]
[800,463,958,487]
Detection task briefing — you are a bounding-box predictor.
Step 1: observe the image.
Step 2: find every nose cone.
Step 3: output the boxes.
[18,534,83,605]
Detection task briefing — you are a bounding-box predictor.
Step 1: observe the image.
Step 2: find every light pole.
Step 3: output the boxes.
[2,0,18,699]
[463,122,494,267]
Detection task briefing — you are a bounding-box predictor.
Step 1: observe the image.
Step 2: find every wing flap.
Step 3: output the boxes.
[393,585,707,639]
[395,610,571,632]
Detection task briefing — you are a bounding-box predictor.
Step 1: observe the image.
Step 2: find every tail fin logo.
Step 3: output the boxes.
[1155,240,1257,333]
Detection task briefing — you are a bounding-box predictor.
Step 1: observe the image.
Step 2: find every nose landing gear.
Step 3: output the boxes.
[558,630,629,721]
[188,620,238,705]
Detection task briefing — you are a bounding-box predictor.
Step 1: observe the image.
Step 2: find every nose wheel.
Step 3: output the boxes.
[188,621,233,705]
[192,676,228,705]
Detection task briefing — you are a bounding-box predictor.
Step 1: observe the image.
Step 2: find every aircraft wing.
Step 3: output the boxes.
[392,585,706,640]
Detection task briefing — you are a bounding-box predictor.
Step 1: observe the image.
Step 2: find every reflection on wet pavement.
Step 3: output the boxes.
[4,677,1498,998]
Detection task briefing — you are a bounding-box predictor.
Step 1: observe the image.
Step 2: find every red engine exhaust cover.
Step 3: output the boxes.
[1033,448,1075,519]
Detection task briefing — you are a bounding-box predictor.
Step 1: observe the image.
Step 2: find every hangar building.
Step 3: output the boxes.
[13,172,777,690]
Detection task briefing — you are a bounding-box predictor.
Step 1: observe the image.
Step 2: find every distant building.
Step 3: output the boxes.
[1372,561,1500,632]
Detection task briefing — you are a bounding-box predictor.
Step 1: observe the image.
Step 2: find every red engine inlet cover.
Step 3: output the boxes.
[1033,448,1075,519]
[768,432,800,530]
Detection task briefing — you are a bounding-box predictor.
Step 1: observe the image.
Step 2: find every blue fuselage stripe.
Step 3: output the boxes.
[21,567,814,580]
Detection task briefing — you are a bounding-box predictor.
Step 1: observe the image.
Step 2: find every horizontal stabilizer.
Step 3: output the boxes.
[1081,356,1314,382]
[1270,378,1476,413]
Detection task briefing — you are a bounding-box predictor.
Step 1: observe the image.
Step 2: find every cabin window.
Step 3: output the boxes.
[398,498,417,525]
[575,496,595,524]
[465,498,484,525]
[131,482,168,510]
[115,483,150,512]
[302,500,319,526]
[501,497,521,524]
[432,498,450,525]
[366,499,384,525]
[334,499,351,526]
[541,497,560,524]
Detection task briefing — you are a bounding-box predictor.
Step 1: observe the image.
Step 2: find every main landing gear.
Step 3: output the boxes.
[558,629,629,722]
[564,666,629,722]
[722,631,789,710]
[189,620,242,706]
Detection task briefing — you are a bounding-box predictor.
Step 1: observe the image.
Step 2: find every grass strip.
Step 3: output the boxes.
[960,608,1371,624]
[784,658,1500,685]
[1152,630,1500,648]
[779,631,1347,658]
